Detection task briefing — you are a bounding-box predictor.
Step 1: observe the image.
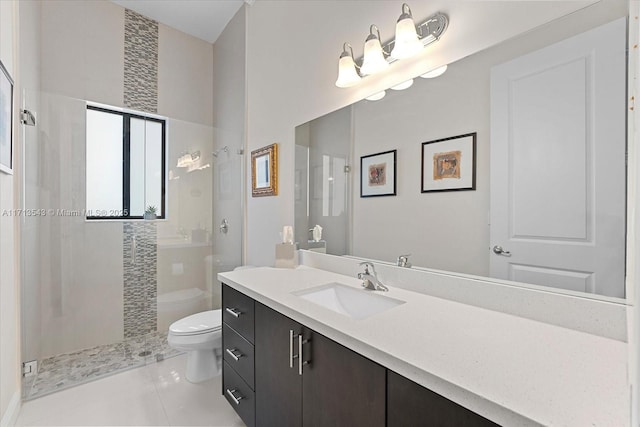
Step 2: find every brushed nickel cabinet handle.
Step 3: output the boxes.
[225,307,242,318]
[225,348,243,361]
[289,330,298,368]
[298,334,310,376]
[226,388,244,405]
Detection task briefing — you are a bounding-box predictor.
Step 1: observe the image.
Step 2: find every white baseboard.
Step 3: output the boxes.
[0,392,21,427]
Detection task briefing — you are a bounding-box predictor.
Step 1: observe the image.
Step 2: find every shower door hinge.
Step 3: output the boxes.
[20,109,36,126]
[22,360,37,377]
[344,165,351,173]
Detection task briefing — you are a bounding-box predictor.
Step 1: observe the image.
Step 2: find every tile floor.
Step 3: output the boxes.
[16,354,246,427]
[24,331,181,400]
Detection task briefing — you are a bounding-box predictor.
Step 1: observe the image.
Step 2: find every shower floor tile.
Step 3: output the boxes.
[23,331,182,400]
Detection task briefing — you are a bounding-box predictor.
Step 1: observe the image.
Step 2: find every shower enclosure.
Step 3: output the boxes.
[20,90,244,399]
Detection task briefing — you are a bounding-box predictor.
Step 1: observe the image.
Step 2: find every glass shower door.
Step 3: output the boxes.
[19,91,232,399]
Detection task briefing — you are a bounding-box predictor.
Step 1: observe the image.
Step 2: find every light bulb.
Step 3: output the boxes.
[335,43,361,88]
[360,25,389,76]
[390,4,423,60]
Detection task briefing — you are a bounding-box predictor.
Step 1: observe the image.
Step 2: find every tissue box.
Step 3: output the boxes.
[275,243,297,268]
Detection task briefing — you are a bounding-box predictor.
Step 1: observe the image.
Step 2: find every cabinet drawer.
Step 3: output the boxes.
[223,324,255,390]
[223,361,255,427]
[222,284,255,343]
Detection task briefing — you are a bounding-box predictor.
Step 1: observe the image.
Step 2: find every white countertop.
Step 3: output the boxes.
[218,266,629,427]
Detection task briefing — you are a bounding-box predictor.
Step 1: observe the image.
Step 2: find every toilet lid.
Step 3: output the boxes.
[169,309,222,336]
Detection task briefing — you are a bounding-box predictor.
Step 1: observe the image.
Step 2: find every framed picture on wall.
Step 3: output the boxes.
[251,143,278,197]
[0,59,13,175]
[421,133,476,193]
[360,149,396,197]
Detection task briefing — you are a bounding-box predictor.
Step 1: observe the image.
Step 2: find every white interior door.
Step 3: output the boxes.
[490,18,626,298]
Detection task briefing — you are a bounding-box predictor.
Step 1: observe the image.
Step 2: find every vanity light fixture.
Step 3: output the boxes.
[176,153,192,168]
[419,64,448,78]
[390,3,423,60]
[335,43,361,88]
[176,151,201,168]
[334,5,448,88]
[360,25,389,76]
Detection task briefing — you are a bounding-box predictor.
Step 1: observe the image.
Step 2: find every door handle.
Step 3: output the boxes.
[220,219,229,234]
[492,245,511,257]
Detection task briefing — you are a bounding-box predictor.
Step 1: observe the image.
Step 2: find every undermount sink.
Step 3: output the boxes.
[292,282,405,320]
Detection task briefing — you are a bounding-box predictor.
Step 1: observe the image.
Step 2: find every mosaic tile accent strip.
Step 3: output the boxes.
[124,9,158,113]
[23,331,181,401]
[123,222,158,338]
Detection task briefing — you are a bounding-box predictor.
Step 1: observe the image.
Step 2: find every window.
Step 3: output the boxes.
[86,105,166,220]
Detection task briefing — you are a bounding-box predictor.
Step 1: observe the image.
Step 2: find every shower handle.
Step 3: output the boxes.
[220,219,229,234]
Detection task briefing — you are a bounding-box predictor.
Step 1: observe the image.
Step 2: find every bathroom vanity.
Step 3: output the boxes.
[219,266,628,426]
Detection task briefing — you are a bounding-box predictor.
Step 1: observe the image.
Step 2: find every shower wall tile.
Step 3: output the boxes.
[124,9,158,113]
[123,8,159,339]
[123,223,158,338]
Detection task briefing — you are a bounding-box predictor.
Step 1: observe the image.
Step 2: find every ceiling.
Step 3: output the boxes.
[110,0,246,44]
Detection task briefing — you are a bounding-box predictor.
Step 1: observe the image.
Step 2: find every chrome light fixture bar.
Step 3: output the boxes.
[335,6,448,89]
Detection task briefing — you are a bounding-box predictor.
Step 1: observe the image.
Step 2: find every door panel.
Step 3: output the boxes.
[510,264,593,293]
[254,303,302,427]
[387,370,498,427]
[302,330,385,427]
[490,17,626,297]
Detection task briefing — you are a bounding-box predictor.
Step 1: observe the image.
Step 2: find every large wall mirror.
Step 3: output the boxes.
[295,0,630,300]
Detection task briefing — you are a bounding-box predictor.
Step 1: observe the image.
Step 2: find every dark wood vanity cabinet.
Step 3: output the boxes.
[254,302,302,427]
[222,284,498,427]
[301,329,386,427]
[222,285,256,427]
[254,302,385,427]
[387,370,499,427]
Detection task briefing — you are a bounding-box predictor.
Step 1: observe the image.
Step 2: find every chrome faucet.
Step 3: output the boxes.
[397,254,411,268]
[357,261,388,292]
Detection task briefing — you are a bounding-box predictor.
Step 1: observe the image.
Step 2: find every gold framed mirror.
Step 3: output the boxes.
[251,143,278,197]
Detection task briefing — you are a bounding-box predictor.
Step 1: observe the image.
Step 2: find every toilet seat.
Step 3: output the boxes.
[169,309,222,336]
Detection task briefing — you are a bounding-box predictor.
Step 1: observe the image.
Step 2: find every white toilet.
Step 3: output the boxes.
[167,309,222,383]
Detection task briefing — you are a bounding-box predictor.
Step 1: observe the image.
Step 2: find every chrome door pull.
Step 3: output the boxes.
[492,245,511,256]
[289,330,299,368]
[226,388,244,405]
[225,307,242,318]
[225,348,243,361]
[298,334,310,376]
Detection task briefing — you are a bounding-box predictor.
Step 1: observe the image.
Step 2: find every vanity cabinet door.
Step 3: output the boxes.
[302,330,386,427]
[255,303,302,427]
[387,370,499,427]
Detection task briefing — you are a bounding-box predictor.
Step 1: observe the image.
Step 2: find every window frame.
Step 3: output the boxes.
[86,105,167,221]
